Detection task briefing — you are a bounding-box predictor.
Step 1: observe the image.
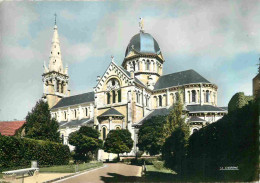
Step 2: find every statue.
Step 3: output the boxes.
[139,17,144,32]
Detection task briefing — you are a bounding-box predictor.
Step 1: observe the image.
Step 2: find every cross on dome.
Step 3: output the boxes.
[54,13,57,25]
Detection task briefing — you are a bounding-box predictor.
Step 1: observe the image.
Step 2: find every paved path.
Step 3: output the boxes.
[55,163,142,183]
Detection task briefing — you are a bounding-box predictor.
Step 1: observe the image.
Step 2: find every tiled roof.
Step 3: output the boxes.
[134,107,171,127]
[0,121,26,136]
[52,92,94,109]
[154,69,210,90]
[186,105,227,112]
[59,118,93,129]
[219,107,228,111]
[189,116,205,122]
[99,108,124,117]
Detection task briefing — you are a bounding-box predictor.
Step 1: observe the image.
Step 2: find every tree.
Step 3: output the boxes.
[68,126,103,162]
[137,116,166,155]
[163,96,187,139]
[25,99,60,142]
[162,99,189,174]
[103,129,133,161]
[228,92,253,113]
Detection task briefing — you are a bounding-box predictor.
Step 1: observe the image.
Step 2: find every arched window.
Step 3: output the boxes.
[61,134,64,144]
[192,90,196,102]
[175,92,180,102]
[74,110,77,118]
[133,62,136,71]
[107,93,111,104]
[56,81,59,92]
[118,90,121,103]
[85,108,88,116]
[112,90,116,103]
[102,127,107,139]
[193,129,198,134]
[146,61,150,71]
[206,90,210,103]
[158,95,162,107]
[116,126,120,130]
[61,83,63,93]
[136,93,139,103]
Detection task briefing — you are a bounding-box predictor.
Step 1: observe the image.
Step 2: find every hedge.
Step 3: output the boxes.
[0,136,70,172]
[185,99,258,181]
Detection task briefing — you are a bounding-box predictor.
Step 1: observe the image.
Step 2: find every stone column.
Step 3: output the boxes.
[68,107,71,122]
[109,117,112,130]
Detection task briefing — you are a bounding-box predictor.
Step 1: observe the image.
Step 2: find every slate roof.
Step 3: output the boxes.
[0,121,26,136]
[154,69,210,90]
[125,32,161,57]
[99,108,124,117]
[189,116,205,122]
[59,118,94,129]
[119,66,146,87]
[52,92,94,109]
[186,105,227,112]
[133,107,171,127]
[219,107,228,111]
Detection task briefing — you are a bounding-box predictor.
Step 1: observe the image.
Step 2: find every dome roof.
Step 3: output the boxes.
[125,32,161,57]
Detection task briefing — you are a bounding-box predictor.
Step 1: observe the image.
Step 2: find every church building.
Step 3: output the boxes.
[42,19,227,160]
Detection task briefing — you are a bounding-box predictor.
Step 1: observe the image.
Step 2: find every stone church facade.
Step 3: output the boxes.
[42,22,227,160]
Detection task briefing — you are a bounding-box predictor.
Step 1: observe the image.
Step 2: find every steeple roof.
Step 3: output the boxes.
[48,24,64,74]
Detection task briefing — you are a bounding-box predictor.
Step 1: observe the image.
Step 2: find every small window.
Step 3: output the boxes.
[112,80,115,86]
[74,110,77,118]
[51,51,52,54]
[112,90,116,103]
[107,93,111,104]
[146,61,150,71]
[158,96,162,107]
[206,90,210,103]
[192,90,196,102]
[58,52,60,55]
[85,108,88,116]
[102,127,107,139]
[64,112,66,120]
[61,134,64,144]
[118,90,121,103]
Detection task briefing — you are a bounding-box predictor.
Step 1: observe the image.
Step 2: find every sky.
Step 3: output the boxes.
[0,1,259,121]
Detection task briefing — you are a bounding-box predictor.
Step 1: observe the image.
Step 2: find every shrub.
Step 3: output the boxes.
[152,161,164,170]
[0,136,70,172]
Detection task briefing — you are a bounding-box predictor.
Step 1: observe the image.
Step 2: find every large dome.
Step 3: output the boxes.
[125,32,161,57]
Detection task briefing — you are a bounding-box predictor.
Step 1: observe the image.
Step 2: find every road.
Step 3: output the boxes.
[55,163,142,183]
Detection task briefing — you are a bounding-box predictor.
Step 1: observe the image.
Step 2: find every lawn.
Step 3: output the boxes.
[146,165,175,174]
[39,161,103,173]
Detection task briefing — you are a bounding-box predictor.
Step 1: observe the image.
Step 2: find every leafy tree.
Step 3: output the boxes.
[103,129,133,161]
[228,92,253,113]
[68,126,103,162]
[162,99,189,174]
[25,99,60,142]
[137,116,167,155]
[163,97,187,139]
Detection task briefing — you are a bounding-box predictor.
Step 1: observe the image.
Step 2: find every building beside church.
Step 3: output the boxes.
[42,20,227,160]
[253,60,260,98]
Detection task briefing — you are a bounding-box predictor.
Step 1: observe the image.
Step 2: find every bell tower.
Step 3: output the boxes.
[42,14,70,108]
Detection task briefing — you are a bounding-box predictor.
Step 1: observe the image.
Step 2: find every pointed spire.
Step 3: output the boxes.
[48,14,64,74]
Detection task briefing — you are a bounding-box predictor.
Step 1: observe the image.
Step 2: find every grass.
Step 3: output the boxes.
[146,165,175,174]
[39,161,103,173]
